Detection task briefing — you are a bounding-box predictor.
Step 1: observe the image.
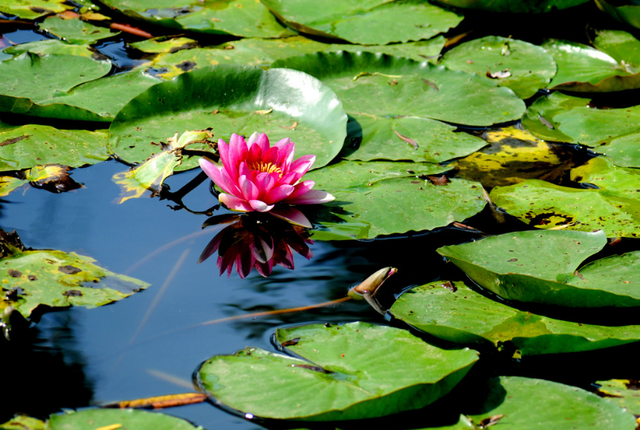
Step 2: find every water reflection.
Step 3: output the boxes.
[199,211,314,279]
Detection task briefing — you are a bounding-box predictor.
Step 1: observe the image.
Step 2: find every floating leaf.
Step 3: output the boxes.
[595,0,640,31]
[442,36,557,99]
[130,36,198,54]
[47,408,202,430]
[0,123,109,170]
[597,133,640,168]
[3,39,95,58]
[455,126,575,188]
[41,15,118,44]
[491,157,640,237]
[391,280,640,355]
[108,65,347,170]
[262,0,462,45]
[196,322,478,421]
[273,51,526,127]
[0,231,149,319]
[0,0,68,19]
[344,114,487,163]
[100,0,290,38]
[595,379,640,415]
[306,161,485,240]
[438,229,640,308]
[0,415,45,430]
[0,52,112,121]
[521,91,590,142]
[544,39,640,92]
[593,29,640,73]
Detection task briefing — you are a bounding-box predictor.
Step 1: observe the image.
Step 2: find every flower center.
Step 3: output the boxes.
[248,161,282,177]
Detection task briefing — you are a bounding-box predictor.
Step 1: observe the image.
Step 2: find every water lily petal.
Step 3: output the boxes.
[219,193,253,212]
[249,199,275,212]
[246,132,260,146]
[270,206,312,228]
[289,154,315,177]
[198,232,223,264]
[285,188,335,205]
[255,132,271,154]
[284,180,315,200]
[264,184,294,204]
[239,175,260,201]
[199,158,238,195]
[254,171,276,196]
[228,134,248,174]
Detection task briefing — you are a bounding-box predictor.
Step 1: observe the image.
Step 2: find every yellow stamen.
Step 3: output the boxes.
[248,161,282,176]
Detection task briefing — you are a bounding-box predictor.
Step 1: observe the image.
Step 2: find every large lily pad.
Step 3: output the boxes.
[41,15,118,44]
[307,161,486,240]
[0,52,112,121]
[442,36,557,99]
[196,322,478,421]
[48,408,202,430]
[343,114,487,163]
[595,379,640,415]
[0,123,110,171]
[491,157,640,237]
[391,280,640,355]
[108,65,347,170]
[0,0,68,19]
[438,229,640,308]
[544,39,640,92]
[261,0,462,45]
[0,239,149,319]
[3,39,95,58]
[100,0,290,38]
[273,51,526,128]
[521,91,591,143]
[593,29,640,72]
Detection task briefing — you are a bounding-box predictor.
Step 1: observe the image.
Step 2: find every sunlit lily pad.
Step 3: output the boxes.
[48,408,202,430]
[455,126,575,188]
[0,415,45,430]
[100,0,290,38]
[593,30,640,72]
[196,322,478,421]
[130,36,198,54]
[343,114,487,163]
[428,376,637,430]
[41,15,118,44]
[0,52,112,121]
[0,232,149,319]
[0,165,82,196]
[521,91,590,142]
[0,123,109,171]
[262,0,462,45]
[0,0,68,19]
[597,133,640,168]
[306,161,486,240]
[544,39,640,92]
[438,229,640,308]
[491,157,640,237]
[3,39,95,58]
[442,36,557,99]
[391,280,640,355]
[431,0,588,12]
[595,379,640,415]
[273,51,526,127]
[109,65,347,170]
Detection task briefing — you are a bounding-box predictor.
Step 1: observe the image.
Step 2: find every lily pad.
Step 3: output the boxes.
[0,52,112,121]
[273,51,526,127]
[442,36,557,99]
[597,133,640,168]
[432,376,637,430]
[0,165,82,196]
[521,91,591,143]
[593,30,640,72]
[262,0,462,45]
[554,104,640,146]
[595,0,640,30]
[0,0,68,19]
[0,237,149,319]
[491,157,640,237]
[595,379,640,415]
[41,15,118,44]
[438,229,640,308]
[343,114,487,163]
[108,65,347,170]
[391,280,640,355]
[455,126,575,188]
[544,39,640,92]
[100,0,290,38]
[196,322,478,421]
[3,39,95,58]
[0,123,109,171]
[48,408,202,430]
[130,36,199,54]
[306,161,486,240]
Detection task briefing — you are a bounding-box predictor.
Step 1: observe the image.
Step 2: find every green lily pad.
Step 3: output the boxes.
[306,161,486,240]
[337,37,446,63]
[554,104,640,146]
[593,30,640,73]
[595,379,640,415]
[521,91,591,143]
[48,408,202,430]
[108,65,347,170]
[0,123,109,171]
[343,114,487,163]
[442,36,557,99]
[430,376,637,430]
[0,0,68,19]
[0,52,112,121]
[544,39,640,92]
[597,133,640,168]
[491,157,640,237]
[3,39,95,58]
[130,36,199,54]
[273,51,526,127]
[41,15,118,44]
[0,239,150,319]
[595,0,640,31]
[431,0,589,13]
[196,322,478,421]
[391,280,640,355]
[262,0,462,45]
[100,0,290,38]
[438,229,640,308]
[0,165,81,196]
[0,415,45,430]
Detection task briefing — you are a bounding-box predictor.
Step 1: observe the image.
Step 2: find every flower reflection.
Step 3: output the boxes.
[198,209,314,279]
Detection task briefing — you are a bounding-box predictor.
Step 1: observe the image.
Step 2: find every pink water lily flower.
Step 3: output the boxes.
[199,132,334,213]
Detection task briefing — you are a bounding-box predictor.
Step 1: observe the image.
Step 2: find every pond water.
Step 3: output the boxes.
[4,2,640,429]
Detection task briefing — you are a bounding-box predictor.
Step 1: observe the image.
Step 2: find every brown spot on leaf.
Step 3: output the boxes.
[176,60,196,72]
[393,130,418,149]
[281,337,301,347]
[62,290,83,297]
[440,281,457,292]
[0,135,28,147]
[4,287,25,301]
[427,175,450,185]
[8,269,22,278]
[28,275,36,281]
[59,265,82,275]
